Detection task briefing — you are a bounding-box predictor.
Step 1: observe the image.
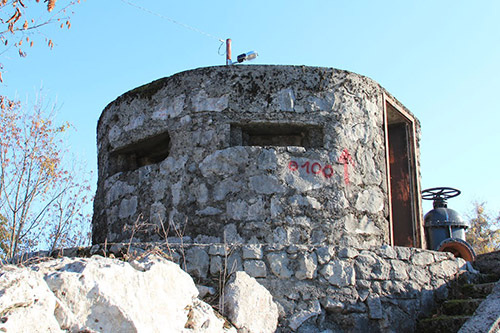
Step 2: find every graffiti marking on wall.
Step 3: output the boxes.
[288,160,334,179]
[338,149,354,185]
[287,148,354,183]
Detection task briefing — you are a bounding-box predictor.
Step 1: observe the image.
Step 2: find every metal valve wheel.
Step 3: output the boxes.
[422,186,473,261]
[422,187,461,201]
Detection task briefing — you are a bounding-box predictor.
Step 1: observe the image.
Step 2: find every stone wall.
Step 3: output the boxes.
[93,65,420,247]
[97,242,467,332]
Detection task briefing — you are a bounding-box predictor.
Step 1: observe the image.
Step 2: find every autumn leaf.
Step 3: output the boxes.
[47,0,56,12]
[0,96,93,258]
[0,0,80,83]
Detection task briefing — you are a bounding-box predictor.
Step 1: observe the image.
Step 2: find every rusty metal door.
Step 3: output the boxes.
[388,123,414,247]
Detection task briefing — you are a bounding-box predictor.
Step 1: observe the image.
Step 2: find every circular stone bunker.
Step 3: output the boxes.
[92,65,424,248]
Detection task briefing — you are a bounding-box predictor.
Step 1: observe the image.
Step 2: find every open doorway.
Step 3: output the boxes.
[384,98,423,247]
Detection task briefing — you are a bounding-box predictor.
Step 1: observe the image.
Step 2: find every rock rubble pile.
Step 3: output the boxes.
[0,254,277,333]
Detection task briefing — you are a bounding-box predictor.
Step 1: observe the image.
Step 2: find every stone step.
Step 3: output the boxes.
[441,298,483,316]
[459,282,496,299]
[417,315,470,333]
[417,257,499,333]
[474,273,499,284]
[417,278,494,332]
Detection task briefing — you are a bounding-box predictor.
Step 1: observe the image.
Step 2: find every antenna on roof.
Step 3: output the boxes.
[226,38,232,65]
[225,38,258,65]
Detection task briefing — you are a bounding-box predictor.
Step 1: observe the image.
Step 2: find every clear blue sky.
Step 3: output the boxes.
[2,0,500,219]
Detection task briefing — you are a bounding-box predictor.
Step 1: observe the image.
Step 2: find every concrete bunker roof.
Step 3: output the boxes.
[98,65,417,129]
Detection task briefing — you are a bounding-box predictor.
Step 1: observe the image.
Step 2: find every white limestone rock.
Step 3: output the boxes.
[0,269,63,332]
[249,175,286,195]
[243,260,267,278]
[315,246,335,265]
[43,255,199,332]
[223,271,279,333]
[200,148,249,177]
[295,252,318,280]
[355,188,384,213]
[257,149,278,170]
[411,251,436,266]
[0,255,234,333]
[214,178,243,201]
[191,90,228,112]
[267,252,293,279]
[242,244,263,260]
[153,94,185,120]
[185,299,235,333]
[274,88,295,112]
[321,260,356,287]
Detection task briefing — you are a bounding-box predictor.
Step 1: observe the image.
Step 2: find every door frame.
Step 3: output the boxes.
[383,94,425,248]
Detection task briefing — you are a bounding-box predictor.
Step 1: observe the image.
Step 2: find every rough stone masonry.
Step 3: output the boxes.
[89,65,471,332]
[93,65,420,247]
[79,241,469,332]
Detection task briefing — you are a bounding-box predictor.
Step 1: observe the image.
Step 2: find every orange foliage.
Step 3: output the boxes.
[47,0,56,12]
[1,0,83,82]
[0,0,88,256]
[0,96,91,259]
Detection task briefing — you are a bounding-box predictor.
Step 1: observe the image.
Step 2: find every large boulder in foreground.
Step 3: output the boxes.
[223,271,279,333]
[0,254,234,333]
[0,267,63,331]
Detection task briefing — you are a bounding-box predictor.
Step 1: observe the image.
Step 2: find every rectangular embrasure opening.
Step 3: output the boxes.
[230,123,323,148]
[108,132,170,175]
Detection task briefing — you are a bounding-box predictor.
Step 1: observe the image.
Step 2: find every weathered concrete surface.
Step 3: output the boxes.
[459,280,500,333]
[92,65,420,247]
